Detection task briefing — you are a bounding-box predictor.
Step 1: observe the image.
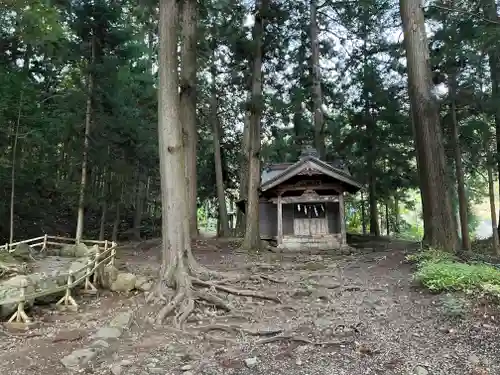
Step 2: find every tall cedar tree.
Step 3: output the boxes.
[242,0,267,250]
[399,0,458,251]
[180,0,199,238]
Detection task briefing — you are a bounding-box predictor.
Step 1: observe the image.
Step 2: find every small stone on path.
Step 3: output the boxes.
[93,326,122,339]
[469,354,481,366]
[181,364,193,371]
[414,365,429,375]
[91,339,110,348]
[110,363,123,375]
[109,311,133,329]
[60,348,97,370]
[244,357,258,368]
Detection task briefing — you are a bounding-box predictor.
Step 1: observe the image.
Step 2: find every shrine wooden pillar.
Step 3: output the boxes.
[339,192,346,245]
[277,194,283,245]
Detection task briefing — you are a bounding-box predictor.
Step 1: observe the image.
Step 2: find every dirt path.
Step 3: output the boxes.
[1,238,499,375]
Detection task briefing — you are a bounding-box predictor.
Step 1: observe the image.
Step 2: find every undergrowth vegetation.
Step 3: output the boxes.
[407,248,500,299]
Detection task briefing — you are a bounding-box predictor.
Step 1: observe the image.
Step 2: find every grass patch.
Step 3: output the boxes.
[405,248,457,265]
[409,248,500,298]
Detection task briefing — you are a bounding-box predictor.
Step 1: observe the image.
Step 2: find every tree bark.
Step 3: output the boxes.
[449,70,470,250]
[157,0,199,291]
[112,202,120,242]
[236,112,250,235]
[483,1,500,237]
[75,34,95,242]
[242,0,267,250]
[488,162,500,254]
[211,66,230,237]
[385,202,390,236]
[484,131,500,254]
[9,90,23,245]
[368,175,380,236]
[394,196,400,233]
[399,0,458,251]
[133,169,145,241]
[361,190,367,235]
[179,0,199,239]
[99,160,110,242]
[310,0,325,158]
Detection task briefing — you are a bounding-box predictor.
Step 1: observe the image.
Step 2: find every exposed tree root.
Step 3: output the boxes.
[150,258,282,328]
[194,324,284,337]
[256,334,355,347]
[191,278,282,303]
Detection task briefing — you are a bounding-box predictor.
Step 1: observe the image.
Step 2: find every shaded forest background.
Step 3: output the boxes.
[1,0,499,248]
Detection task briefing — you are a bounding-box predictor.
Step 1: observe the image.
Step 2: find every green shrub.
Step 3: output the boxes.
[415,261,500,292]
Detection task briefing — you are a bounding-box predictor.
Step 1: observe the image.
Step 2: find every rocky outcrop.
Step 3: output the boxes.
[0,275,35,318]
[110,273,137,293]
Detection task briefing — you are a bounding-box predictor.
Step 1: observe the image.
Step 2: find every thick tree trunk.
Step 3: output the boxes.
[487,163,500,254]
[310,0,325,158]
[485,131,500,254]
[479,0,500,236]
[449,71,470,250]
[179,0,199,239]
[360,190,367,234]
[99,164,110,241]
[236,113,250,235]
[368,176,380,236]
[242,0,267,250]
[9,90,23,245]
[399,0,458,251]
[394,196,400,233]
[157,0,198,289]
[133,170,144,241]
[75,35,95,242]
[385,202,389,236]
[211,68,230,237]
[112,202,120,242]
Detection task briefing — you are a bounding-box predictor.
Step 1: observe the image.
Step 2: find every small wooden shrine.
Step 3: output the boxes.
[239,146,362,250]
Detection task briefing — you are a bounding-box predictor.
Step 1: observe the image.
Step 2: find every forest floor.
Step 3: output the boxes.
[1,235,500,375]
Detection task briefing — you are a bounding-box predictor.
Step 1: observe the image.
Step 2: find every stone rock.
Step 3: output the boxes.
[469,354,481,366]
[90,339,110,349]
[181,364,193,371]
[0,275,35,318]
[93,326,122,339]
[14,243,34,262]
[0,252,21,266]
[139,281,152,292]
[414,365,429,375]
[101,264,119,289]
[111,272,137,293]
[244,357,258,368]
[28,273,62,304]
[135,276,153,292]
[67,259,88,284]
[110,363,123,375]
[109,311,133,329]
[61,348,97,370]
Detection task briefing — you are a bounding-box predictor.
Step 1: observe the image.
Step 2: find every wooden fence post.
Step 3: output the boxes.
[93,246,100,285]
[8,278,31,324]
[42,234,48,251]
[84,258,97,294]
[56,271,78,311]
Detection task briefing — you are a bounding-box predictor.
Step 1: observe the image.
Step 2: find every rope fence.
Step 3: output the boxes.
[0,235,117,324]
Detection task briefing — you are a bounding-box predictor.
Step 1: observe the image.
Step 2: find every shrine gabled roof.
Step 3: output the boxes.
[260,155,362,194]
